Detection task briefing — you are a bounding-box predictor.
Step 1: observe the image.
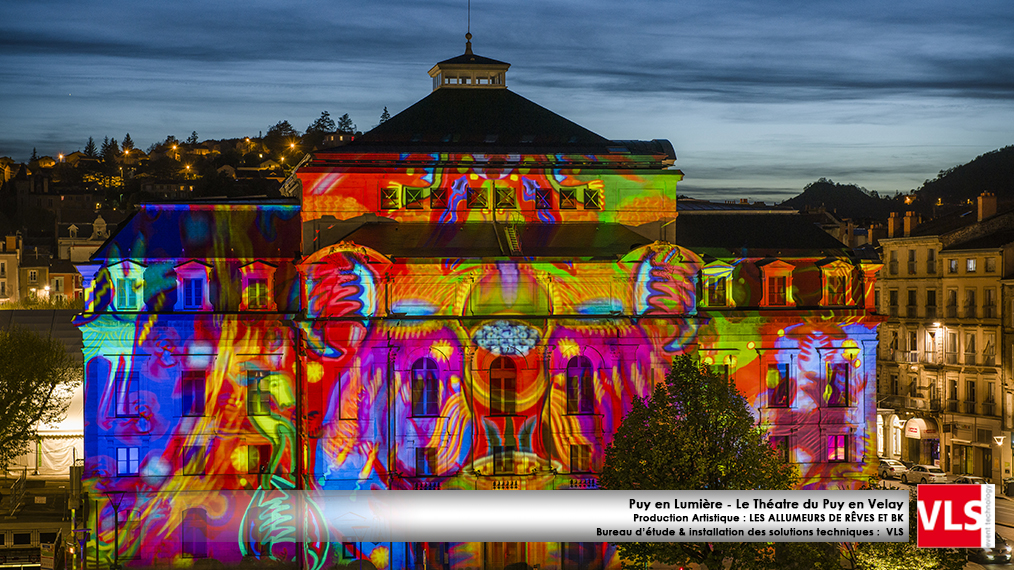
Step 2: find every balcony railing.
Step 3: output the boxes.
[984,305,997,318]
[908,351,919,363]
[965,306,977,319]
[889,305,899,317]
[924,351,936,364]
[983,402,997,417]
[965,353,976,366]
[983,354,996,367]
[925,305,937,319]
[946,306,958,318]
[908,262,917,274]
[945,353,958,364]
[907,305,919,318]
[947,399,959,412]
[889,261,899,275]
[964,401,976,414]
[927,261,936,274]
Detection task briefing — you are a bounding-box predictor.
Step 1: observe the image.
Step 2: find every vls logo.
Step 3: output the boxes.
[917,484,995,548]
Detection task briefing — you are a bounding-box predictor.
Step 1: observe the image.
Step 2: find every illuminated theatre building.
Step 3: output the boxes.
[77,41,883,570]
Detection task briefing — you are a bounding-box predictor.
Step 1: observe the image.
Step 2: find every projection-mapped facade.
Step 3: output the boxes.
[77,43,883,570]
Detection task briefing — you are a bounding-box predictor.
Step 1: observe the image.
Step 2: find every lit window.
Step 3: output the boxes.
[182,278,204,310]
[766,363,791,408]
[182,445,206,476]
[430,187,448,209]
[116,278,139,310]
[570,444,591,473]
[489,357,516,416]
[493,446,515,474]
[819,260,852,306]
[583,188,602,210]
[466,187,487,209]
[380,186,399,209]
[986,257,996,273]
[28,269,38,283]
[948,259,958,273]
[770,436,790,463]
[495,186,516,209]
[827,435,847,462]
[535,188,551,210]
[247,279,268,309]
[115,369,139,417]
[117,447,140,476]
[559,188,578,209]
[826,362,849,407]
[706,276,727,307]
[566,356,594,414]
[767,276,786,305]
[966,258,977,272]
[240,261,277,311]
[246,371,271,416]
[182,370,206,416]
[182,508,208,558]
[411,358,440,416]
[760,260,794,307]
[416,447,437,476]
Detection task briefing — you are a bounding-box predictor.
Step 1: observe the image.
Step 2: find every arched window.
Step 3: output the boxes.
[411,358,440,416]
[566,356,594,414]
[182,508,207,558]
[489,357,516,416]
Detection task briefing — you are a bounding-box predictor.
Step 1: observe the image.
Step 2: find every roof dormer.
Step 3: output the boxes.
[427,34,510,92]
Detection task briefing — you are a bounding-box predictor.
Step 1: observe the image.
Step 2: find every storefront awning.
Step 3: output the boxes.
[904,417,939,440]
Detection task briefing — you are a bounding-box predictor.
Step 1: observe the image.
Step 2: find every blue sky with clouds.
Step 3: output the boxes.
[2,0,1012,201]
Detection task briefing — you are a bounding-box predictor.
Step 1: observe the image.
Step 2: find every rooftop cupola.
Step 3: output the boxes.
[428,33,510,91]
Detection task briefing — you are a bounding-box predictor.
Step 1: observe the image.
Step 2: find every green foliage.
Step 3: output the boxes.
[264,121,300,154]
[83,137,97,157]
[379,106,390,123]
[121,133,134,150]
[336,113,356,133]
[601,355,811,570]
[187,131,199,145]
[0,325,80,466]
[303,111,337,149]
[848,489,966,570]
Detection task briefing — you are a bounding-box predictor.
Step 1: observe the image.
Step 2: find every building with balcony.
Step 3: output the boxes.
[877,193,1013,481]
[76,40,883,570]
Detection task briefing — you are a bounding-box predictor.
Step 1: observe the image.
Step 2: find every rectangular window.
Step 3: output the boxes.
[535,188,551,210]
[493,446,515,474]
[766,363,791,408]
[986,257,997,273]
[927,249,936,273]
[706,276,727,307]
[827,435,847,462]
[182,445,206,476]
[559,187,578,209]
[115,369,139,417]
[965,289,977,319]
[430,187,448,210]
[964,333,976,365]
[116,278,138,309]
[380,186,399,209]
[416,447,437,476]
[570,444,591,473]
[247,278,268,309]
[182,508,208,558]
[907,249,916,275]
[117,447,140,476]
[770,436,790,463]
[984,333,996,366]
[966,380,977,406]
[246,371,271,416]
[411,366,440,417]
[827,275,846,305]
[967,258,977,272]
[767,276,787,306]
[925,289,937,319]
[888,250,898,275]
[182,370,206,416]
[494,186,516,209]
[984,288,996,318]
[948,259,958,274]
[466,186,487,209]
[29,269,38,283]
[584,188,602,210]
[888,289,898,316]
[404,186,426,209]
[566,363,594,414]
[826,362,849,407]
[248,444,271,474]
[182,278,203,309]
[490,376,516,416]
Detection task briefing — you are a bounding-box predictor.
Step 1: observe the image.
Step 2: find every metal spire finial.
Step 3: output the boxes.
[465,0,473,54]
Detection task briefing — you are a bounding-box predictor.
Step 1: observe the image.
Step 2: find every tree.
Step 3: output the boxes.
[600,355,816,570]
[187,131,199,145]
[100,137,120,163]
[84,137,97,157]
[379,106,391,124]
[30,148,38,162]
[303,111,337,149]
[0,326,79,467]
[264,120,300,154]
[122,133,134,150]
[336,113,356,133]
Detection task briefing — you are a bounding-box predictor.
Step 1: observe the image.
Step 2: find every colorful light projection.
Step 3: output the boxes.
[78,201,880,569]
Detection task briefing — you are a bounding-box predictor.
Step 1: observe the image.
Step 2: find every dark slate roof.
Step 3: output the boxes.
[677,199,795,213]
[942,229,1014,251]
[338,222,651,259]
[333,88,614,153]
[436,52,509,66]
[910,208,979,237]
[92,201,301,261]
[0,309,83,362]
[676,214,850,256]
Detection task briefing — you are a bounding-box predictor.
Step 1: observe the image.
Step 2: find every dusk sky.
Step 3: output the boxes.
[2,0,1012,201]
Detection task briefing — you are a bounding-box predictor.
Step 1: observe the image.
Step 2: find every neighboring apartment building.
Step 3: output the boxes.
[877,193,1014,482]
[19,250,49,301]
[0,235,21,303]
[76,43,883,570]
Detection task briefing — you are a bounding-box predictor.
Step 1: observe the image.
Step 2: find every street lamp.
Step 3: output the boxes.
[106,492,126,570]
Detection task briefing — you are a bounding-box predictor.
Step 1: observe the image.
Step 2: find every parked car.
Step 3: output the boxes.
[901,465,947,484]
[953,476,988,485]
[968,533,1012,564]
[879,459,908,480]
